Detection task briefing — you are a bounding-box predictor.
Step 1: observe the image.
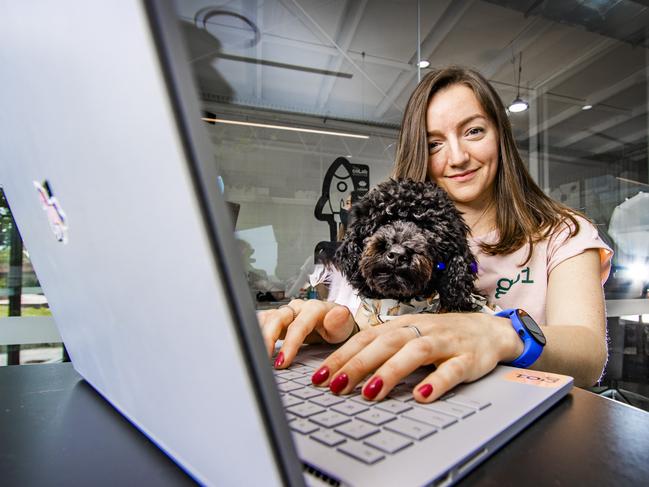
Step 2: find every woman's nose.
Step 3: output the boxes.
[448,139,470,166]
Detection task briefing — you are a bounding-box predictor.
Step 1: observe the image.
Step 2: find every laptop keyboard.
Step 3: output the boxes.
[273,354,491,466]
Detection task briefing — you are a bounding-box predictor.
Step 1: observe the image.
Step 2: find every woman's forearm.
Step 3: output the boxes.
[533,325,608,388]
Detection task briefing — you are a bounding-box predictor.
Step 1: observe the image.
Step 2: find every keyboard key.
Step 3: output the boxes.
[332,401,369,416]
[292,365,315,374]
[277,381,303,393]
[286,412,297,422]
[310,394,346,408]
[403,407,457,429]
[290,419,319,435]
[338,441,385,465]
[290,387,324,400]
[282,395,303,408]
[293,375,315,386]
[445,395,491,410]
[375,399,413,415]
[385,418,437,441]
[428,401,475,419]
[349,396,372,406]
[347,386,364,399]
[287,402,326,418]
[308,351,332,361]
[388,384,414,402]
[274,376,287,384]
[277,371,303,381]
[356,409,397,426]
[294,358,322,368]
[392,383,412,393]
[364,430,413,454]
[309,411,351,428]
[311,430,347,447]
[335,420,380,440]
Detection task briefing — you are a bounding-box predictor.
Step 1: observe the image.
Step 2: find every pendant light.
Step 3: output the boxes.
[508,52,528,113]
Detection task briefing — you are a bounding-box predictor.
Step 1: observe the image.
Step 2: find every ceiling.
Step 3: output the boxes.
[176,0,649,174]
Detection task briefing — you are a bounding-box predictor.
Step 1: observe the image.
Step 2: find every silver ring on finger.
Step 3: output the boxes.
[278,304,297,321]
[402,324,422,339]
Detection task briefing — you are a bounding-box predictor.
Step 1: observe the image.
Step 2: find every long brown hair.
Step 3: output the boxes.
[392,65,583,263]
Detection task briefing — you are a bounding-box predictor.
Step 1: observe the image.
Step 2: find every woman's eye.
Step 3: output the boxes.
[428,141,441,153]
[466,127,484,137]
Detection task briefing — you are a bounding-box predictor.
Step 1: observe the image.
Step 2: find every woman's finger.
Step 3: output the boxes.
[413,355,469,403]
[311,326,382,386]
[316,325,418,395]
[276,300,333,368]
[359,333,442,401]
[258,306,295,357]
[316,305,356,343]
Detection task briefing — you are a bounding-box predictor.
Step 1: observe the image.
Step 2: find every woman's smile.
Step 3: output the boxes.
[447,168,479,182]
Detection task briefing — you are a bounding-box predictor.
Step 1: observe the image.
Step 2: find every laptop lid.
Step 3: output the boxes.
[0,0,303,485]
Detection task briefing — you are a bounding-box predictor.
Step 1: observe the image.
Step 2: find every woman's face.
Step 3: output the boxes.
[425,83,499,209]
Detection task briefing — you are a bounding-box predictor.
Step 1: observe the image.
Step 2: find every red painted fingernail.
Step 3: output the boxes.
[363,376,383,400]
[418,383,433,398]
[274,351,284,368]
[329,373,349,394]
[311,366,330,385]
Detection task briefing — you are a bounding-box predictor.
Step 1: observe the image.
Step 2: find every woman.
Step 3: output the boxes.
[258,66,612,403]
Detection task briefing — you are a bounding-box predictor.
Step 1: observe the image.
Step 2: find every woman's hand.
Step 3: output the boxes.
[257,299,356,368]
[310,313,523,403]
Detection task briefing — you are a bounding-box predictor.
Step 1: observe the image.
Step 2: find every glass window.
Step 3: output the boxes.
[178,0,649,307]
[0,188,60,365]
[177,0,649,399]
[178,1,403,304]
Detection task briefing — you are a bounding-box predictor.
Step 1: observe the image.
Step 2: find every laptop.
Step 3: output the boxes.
[0,1,573,485]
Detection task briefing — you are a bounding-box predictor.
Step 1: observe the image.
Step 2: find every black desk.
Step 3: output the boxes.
[2,364,649,486]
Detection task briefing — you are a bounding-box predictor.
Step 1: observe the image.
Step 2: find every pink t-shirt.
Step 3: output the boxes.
[469,216,612,325]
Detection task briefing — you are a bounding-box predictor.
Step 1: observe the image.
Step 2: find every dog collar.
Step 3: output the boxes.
[358,297,439,325]
[357,293,498,327]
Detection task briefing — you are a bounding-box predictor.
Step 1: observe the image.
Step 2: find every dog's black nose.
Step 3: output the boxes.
[385,245,408,265]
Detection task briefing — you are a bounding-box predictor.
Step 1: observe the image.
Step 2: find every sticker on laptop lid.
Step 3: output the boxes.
[34,180,68,244]
[504,370,571,388]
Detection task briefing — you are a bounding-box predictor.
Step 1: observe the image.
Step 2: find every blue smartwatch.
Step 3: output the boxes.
[496,308,546,368]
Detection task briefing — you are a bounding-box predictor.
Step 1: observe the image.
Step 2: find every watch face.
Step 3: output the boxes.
[517,310,546,346]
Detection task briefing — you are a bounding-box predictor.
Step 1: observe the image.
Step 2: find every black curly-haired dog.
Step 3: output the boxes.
[335,178,480,312]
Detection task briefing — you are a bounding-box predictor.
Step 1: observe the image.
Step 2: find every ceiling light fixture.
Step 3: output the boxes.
[417,60,430,69]
[582,104,593,110]
[194,8,260,49]
[201,117,369,139]
[509,98,529,113]
[508,52,528,113]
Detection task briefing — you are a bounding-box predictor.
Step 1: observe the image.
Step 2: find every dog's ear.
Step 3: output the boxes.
[334,192,377,287]
[436,253,479,312]
[414,182,478,311]
[334,236,360,280]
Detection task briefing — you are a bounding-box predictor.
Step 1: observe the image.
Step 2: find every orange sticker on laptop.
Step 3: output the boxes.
[504,370,571,388]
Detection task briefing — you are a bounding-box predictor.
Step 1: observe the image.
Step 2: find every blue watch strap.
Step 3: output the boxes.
[496,308,545,368]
